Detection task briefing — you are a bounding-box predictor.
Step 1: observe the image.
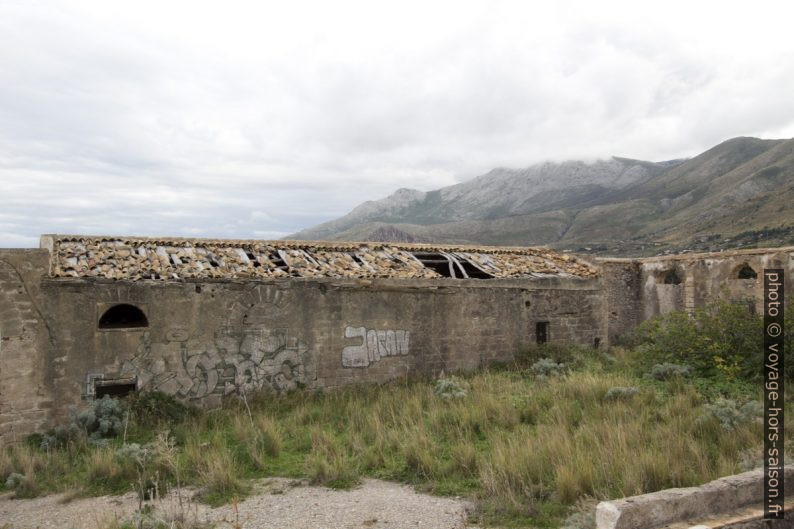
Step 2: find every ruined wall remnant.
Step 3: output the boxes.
[596,246,794,326]
[0,236,606,443]
[0,250,53,443]
[597,260,643,344]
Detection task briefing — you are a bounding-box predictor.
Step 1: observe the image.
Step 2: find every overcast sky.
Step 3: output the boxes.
[2,1,794,247]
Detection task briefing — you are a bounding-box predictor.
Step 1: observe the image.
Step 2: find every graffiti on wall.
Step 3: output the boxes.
[342,326,410,368]
[121,325,310,399]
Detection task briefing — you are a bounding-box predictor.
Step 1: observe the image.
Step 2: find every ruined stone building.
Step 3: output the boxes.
[0,235,791,443]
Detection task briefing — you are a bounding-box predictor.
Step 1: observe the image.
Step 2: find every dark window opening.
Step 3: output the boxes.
[737,263,757,279]
[536,322,549,344]
[413,252,455,278]
[98,304,149,329]
[95,380,137,399]
[524,300,531,308]
[594,337,601,349]
[662,269,681,285]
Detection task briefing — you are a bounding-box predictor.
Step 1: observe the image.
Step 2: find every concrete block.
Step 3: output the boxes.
[596,467,794,529]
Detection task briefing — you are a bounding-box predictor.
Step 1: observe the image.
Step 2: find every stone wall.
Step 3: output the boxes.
[598,246,794,334]
[5,242,794,443]
[0,250,605,441]
[597,260,643,344]
[0,250,53,443]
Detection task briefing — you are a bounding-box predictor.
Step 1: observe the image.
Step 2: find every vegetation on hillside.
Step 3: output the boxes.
[1,300,790,528]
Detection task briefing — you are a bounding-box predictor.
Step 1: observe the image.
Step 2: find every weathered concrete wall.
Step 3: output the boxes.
[0,250,54,443]
[39,276,604,423]
[0,248,606,440]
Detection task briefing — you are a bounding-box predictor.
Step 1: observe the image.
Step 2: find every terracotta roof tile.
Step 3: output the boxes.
[44,235,599,281]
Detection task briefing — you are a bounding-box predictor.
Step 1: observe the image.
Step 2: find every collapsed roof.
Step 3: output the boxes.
[43,235,599,281]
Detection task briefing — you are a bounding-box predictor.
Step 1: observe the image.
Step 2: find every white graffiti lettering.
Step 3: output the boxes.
[342,325,409,368]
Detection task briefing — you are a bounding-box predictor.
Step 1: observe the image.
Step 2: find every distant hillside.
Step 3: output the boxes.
[289,137,794,256]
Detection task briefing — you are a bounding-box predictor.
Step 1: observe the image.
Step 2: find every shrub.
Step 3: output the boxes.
[628,299,774,380]
[647,363,692,380]
[41,395,126,450]
[604,387,640,401]
[696,398,763,431]
[5,472,24,489]
[433,377,468,400]
[127,391,196,426]
[516,343,595,369]
[531,358,566,379]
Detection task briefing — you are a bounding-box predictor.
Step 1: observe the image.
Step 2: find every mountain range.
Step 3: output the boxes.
[289,137,794,256]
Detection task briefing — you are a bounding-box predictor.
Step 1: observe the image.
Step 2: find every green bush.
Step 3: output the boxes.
[433,377,469,400]
[516,343,593,368]
[628,299,775,380]
[531,358,566,379]
[604,386,640,401]
[127,391,196,426]
[647,363,692,380]
[696,398,763,431]
[41,395,125,449]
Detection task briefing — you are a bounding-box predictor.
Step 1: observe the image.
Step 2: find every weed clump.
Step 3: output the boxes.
[127,391,196,426]
[697,398,763,431]
[41,395,125,450]
[531,358,566,379]
[604,386,640,401]
[647,363,692,380]
[433,377,469,400]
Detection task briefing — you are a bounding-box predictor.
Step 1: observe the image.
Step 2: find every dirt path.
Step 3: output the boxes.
[0,478,477,529]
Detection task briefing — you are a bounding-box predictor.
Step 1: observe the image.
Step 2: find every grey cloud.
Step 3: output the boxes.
[2,1,794,246]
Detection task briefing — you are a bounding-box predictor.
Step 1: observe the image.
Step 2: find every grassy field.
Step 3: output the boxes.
[1,340,782,529]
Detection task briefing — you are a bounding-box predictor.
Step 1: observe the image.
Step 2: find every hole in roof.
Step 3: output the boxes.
[412,252,455,278]
[98,304,149,329]
[455,258,493,279]
[268,251,288,269]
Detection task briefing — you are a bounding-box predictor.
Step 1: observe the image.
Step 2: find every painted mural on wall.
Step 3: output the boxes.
[342,326,410,368]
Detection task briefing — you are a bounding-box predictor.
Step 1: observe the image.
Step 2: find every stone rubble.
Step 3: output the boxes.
[49,236,599,281]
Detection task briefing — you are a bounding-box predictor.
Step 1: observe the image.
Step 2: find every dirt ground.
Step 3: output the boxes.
[0,478,478,529]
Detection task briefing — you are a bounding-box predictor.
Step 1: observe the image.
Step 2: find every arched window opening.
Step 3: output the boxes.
[737,263,758,280]
[98,304,148,329]
[661,269,681,285]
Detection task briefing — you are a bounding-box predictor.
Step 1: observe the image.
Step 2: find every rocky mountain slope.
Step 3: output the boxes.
[289,137,794,256]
